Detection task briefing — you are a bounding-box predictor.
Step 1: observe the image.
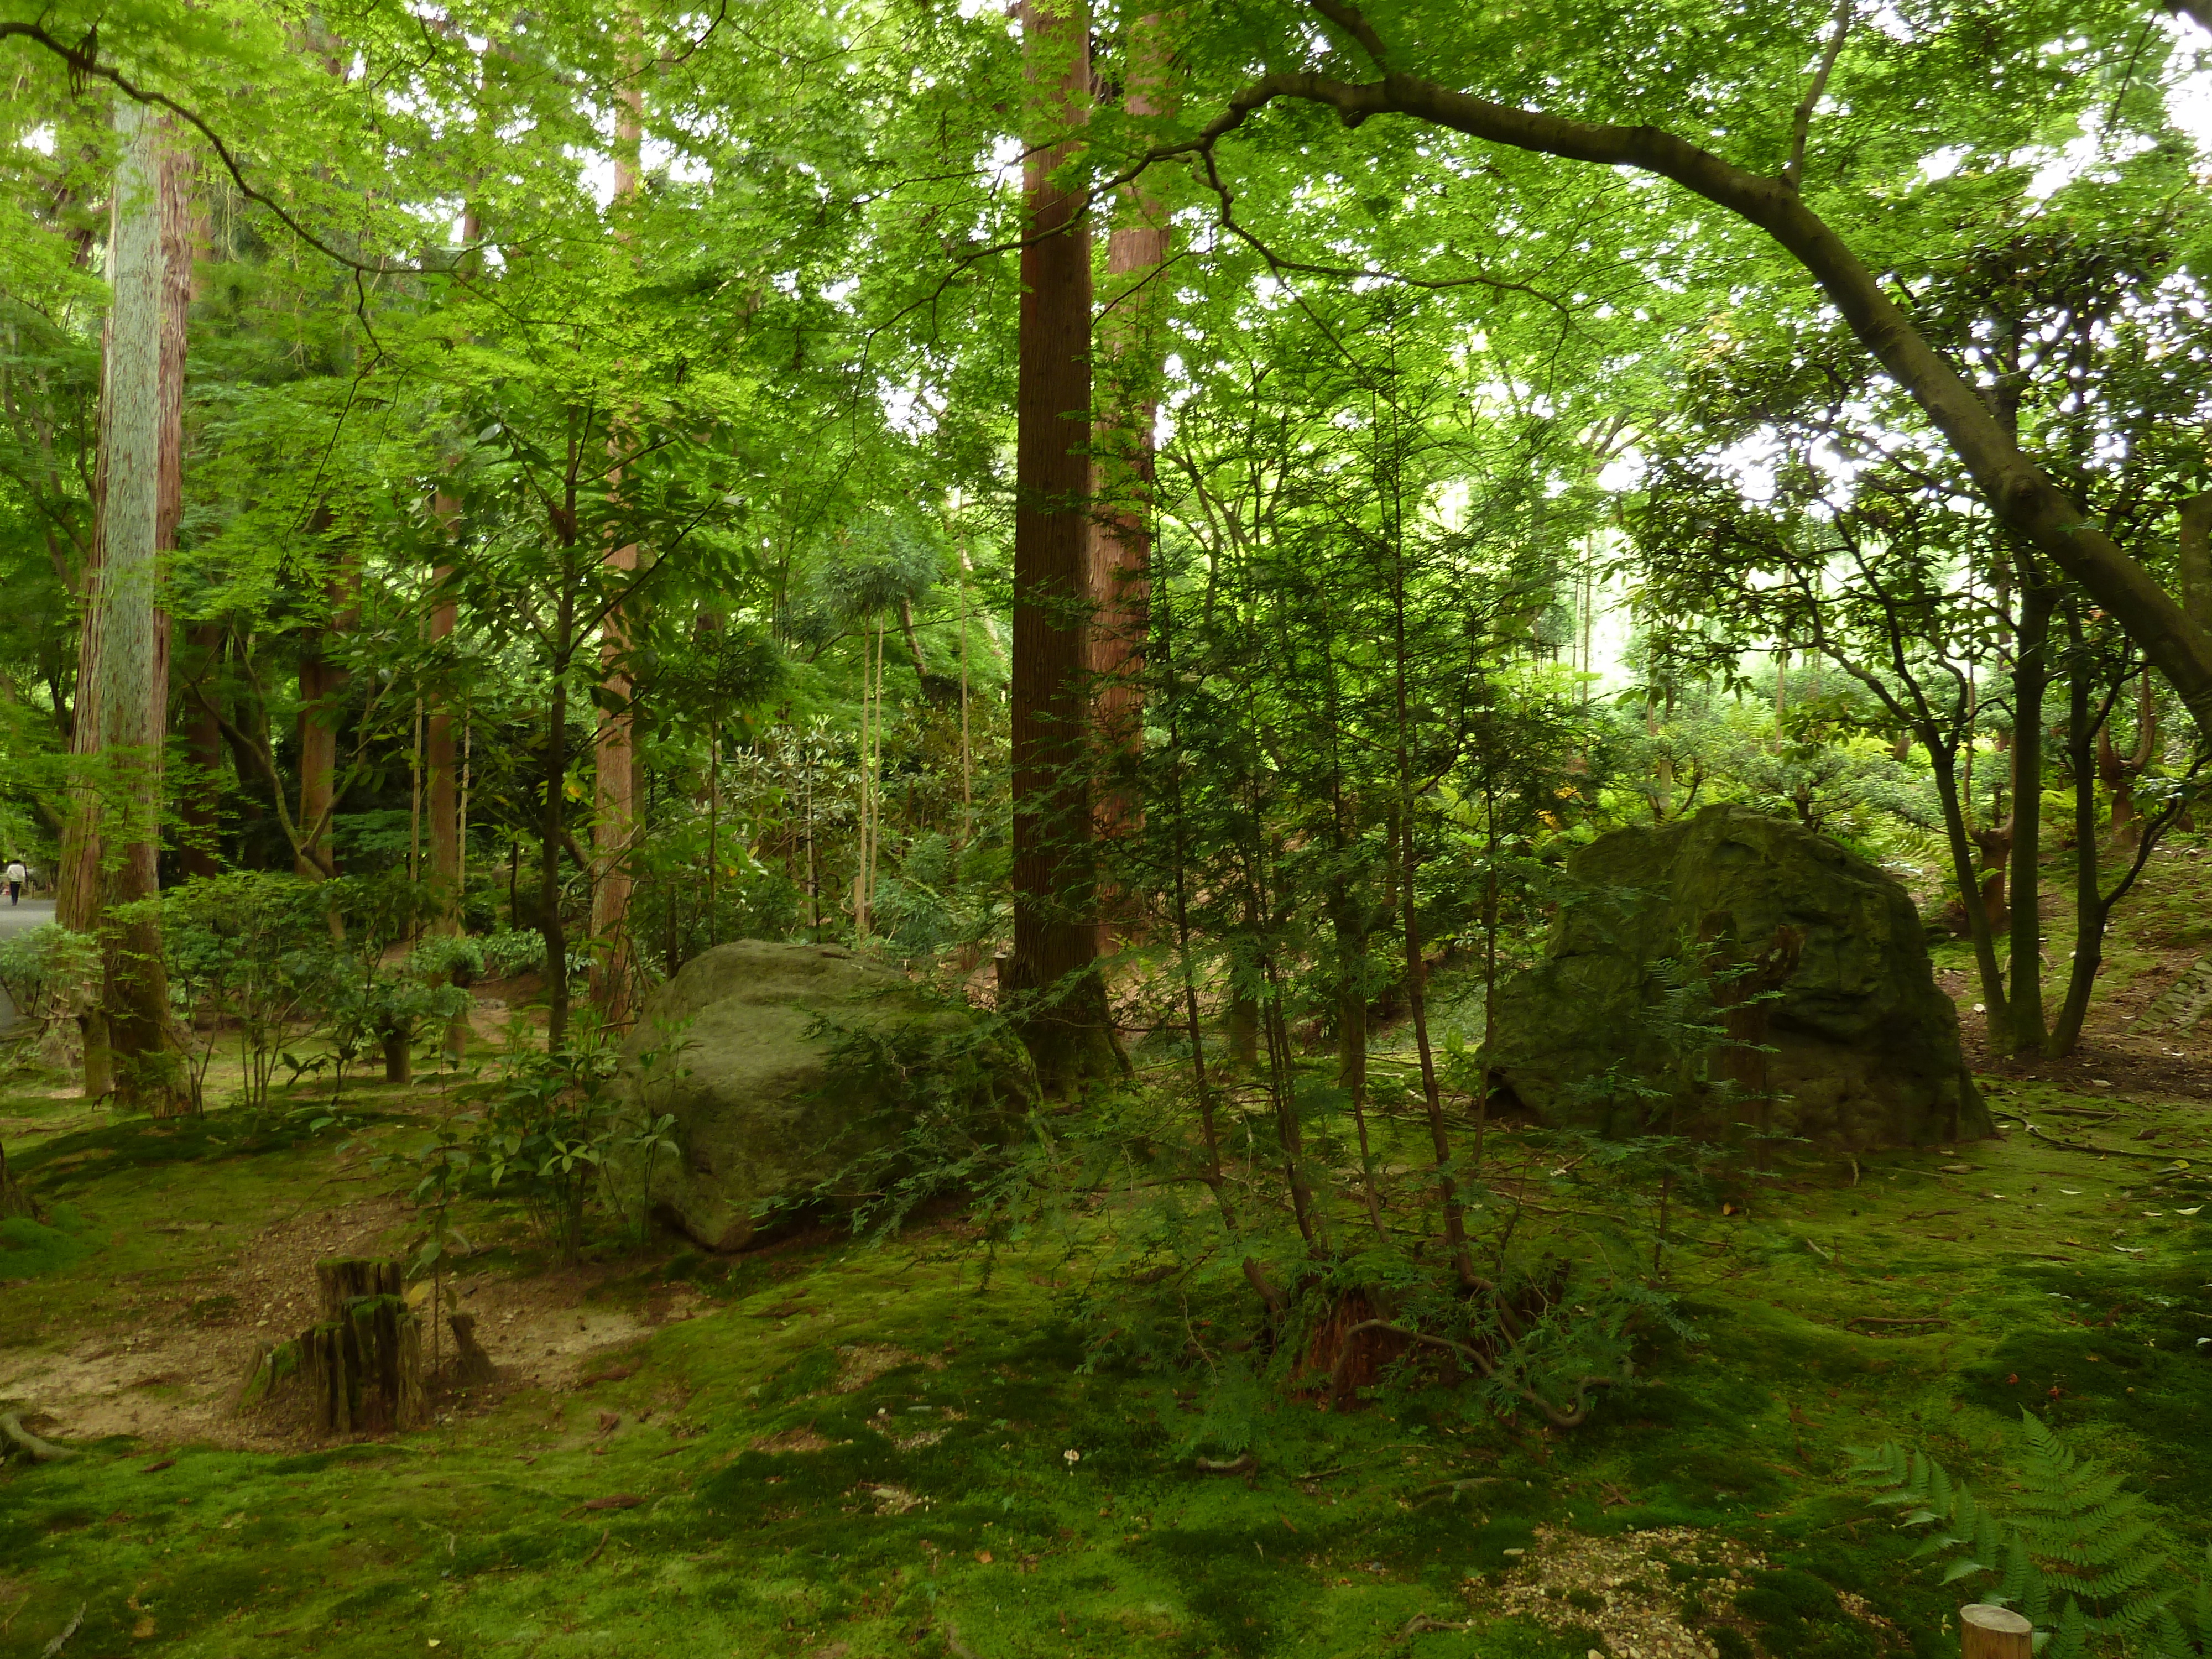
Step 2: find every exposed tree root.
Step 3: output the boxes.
[1194,1452,1258,1475]
[1326,1318,1616,1428]
[0,1412,75,1462]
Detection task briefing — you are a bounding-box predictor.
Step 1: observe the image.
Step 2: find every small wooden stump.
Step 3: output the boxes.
[1961,1604,2033,1659]
[298,1258,425,1434]
[446,1312,499,1387]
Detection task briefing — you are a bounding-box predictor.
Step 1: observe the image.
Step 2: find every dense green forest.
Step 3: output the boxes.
[6,1,2212,1655]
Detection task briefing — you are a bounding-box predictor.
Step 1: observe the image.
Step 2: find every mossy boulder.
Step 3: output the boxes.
[616,941,1034,1251]
[1490,804,1987,1147]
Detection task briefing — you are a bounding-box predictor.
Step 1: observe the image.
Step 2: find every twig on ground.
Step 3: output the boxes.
[2022,1124,2184,1161]
[1400,1614,1468,1639]
[1195,1453,1257,1475]
[582,1528,611,1566]
[1846,1316,1947,1329]
[39,1604,84,1659]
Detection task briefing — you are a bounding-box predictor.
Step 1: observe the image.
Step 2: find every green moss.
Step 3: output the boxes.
[3,1052,2211,1658]
[0,1213,100,1277]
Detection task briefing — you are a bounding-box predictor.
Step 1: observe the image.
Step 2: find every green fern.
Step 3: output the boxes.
[1849,1413,2208,1658]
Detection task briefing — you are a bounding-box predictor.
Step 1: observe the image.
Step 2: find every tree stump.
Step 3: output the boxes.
[446,1312,498,1387]
[1960,1604,2032,1659]
[298,1258,425,1434]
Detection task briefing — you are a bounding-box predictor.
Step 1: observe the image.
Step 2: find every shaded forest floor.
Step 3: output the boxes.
[4,841,2212,1658]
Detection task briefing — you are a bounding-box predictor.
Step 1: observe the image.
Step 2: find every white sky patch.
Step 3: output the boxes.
[1918,144,1970,184]
[1710,433,1785,504]
[2022,129,2156,200]
[645,135,712,187]
[581,150,618,211]
[1595,450,1645,494]
[20,124,54,155]
[2168,62,2212,150]
[881,379,937,437]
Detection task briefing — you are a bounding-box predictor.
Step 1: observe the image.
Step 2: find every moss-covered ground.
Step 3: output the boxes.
[8,839,2212,1658]
[2,1056,2208,1659]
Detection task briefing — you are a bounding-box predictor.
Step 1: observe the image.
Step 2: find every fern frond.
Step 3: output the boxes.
[2148,1605,2198,1659]
[1929,1461,1955,1515]
[2046,1596,2090,1659]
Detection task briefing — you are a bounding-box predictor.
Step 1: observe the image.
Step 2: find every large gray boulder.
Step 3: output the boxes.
[617,941,1035,1251]
[1490,805,1987,1147]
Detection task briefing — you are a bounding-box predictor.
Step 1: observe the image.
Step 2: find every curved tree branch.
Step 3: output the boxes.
[1177,7,2212,736]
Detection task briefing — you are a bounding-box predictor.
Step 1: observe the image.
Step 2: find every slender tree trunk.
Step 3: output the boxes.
[294,509,354,885]
[2006,571,2054,1055]
[2052,607,2104,1057]
[1383,516,1475,1288]
[1157,589,1237,1238]
[426,495,462,932]
[590,67,644,1025]
[1010,0,1117,1092]
[2098,678,2157,849]
[542,596,573,1050]
[175,624,223,881]
[1929,747,2008,1044]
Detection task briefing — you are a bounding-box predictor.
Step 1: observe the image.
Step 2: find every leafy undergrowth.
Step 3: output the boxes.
[2,1068,2209,1658]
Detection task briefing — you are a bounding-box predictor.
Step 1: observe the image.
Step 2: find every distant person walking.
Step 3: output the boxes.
[4,861,23,905]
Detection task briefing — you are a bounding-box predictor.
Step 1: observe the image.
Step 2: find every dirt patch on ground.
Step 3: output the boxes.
[1939,845,2212,1110]
[0,1194,413,1449]
[0,1193,703,1450]
[751,1426,836,1453]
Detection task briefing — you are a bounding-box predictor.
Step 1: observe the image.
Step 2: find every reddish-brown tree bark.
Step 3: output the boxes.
[1010,0,1118,1091]
[1088,11,1176,952]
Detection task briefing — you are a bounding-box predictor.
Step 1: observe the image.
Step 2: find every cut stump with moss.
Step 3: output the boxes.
[246,1258,425,1435]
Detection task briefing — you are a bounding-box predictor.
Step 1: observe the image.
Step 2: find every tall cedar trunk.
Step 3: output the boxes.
[2005,572,2054,1055]
[159,140,202,884]
[589,68,644,1027]
[71,103,175,1110]
[1010,0,1115,1092]
[542,570,575,1050]
[1088,9,1175,950]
